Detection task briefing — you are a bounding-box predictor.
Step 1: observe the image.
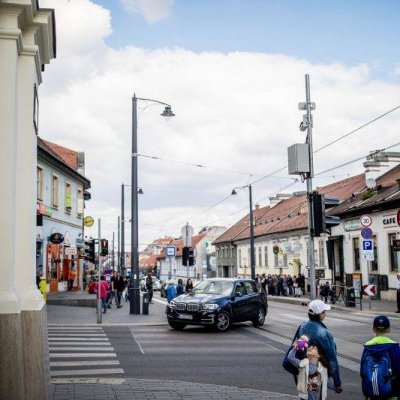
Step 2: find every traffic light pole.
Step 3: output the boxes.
[97,218,102,324]
[304,74,316,300]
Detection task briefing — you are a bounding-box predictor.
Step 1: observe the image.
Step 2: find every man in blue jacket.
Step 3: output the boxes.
[360,315,400,399]
[298,299,343,394]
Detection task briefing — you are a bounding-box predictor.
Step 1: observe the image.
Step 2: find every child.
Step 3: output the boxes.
[360,315,400,400]
[288,336,333,400]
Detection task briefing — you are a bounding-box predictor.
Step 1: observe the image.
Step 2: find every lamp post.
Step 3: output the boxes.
[231,184,255,280]
[130,94,174,314]
[121,183,125,276]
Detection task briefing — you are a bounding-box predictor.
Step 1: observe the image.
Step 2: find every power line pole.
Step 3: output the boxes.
[117,216,120,273]
[249,184,255,280]
[121,183,125,277]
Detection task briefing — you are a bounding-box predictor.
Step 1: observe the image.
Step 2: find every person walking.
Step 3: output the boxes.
[96,276,108,313]
[396,273,400,313]
[295,300,343,394]
[114,271,125,308]
[320,282,330,303]
[68,267,76,291]
[176,278,184,296]
[145,272,154,304]
[360,315,400,399]
[166,279,177,303]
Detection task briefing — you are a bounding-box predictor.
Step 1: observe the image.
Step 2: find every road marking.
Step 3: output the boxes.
[49,347,115,351]
[51,368,124,376]
[50,353,117,358]
[49,333,106,337]
[49,342,112,346]
[49,338,109,341]
[51,360,120,367]
[130,328,145,354]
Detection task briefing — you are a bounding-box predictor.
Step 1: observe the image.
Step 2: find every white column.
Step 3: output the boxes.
[0,29,21,314]
[14,30,45,310]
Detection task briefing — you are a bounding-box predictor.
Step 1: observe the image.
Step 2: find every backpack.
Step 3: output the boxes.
[282,325,301,377]
[361,347,393,398]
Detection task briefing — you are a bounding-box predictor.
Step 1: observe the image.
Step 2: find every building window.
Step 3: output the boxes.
[65,182,72,213]
[283,253,288,267]
[238,249,242,268]
[258,247,262,267]
[389,234,399,272]
[353,238,360,271]
[77,187,83,218]
[318,240,325,267]
[51,174,59,208]
[264,246,268,268]
[274,252,278,268]
[37,166,43,201]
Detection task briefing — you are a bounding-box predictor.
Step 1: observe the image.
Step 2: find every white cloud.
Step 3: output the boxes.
[39,0,400,249]
[120,0,174,23]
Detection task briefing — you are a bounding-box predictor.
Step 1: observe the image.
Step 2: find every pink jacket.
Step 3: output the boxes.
[96,281,108,299]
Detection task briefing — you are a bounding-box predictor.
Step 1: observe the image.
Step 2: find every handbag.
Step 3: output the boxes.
[282,324,302,375]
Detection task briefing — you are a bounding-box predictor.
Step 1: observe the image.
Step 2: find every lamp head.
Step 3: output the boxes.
[161,105,175,117]
[231,189,237,195]
[138,188,144,195]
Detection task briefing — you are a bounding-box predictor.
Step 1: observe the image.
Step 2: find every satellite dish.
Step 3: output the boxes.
[366,178,376,189]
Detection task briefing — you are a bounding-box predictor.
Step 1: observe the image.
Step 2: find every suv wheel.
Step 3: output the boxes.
[252,307,265,327]
[215,311,231,332]
[168,320,187,330]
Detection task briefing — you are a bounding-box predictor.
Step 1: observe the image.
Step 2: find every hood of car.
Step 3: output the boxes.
[174,293,226,304]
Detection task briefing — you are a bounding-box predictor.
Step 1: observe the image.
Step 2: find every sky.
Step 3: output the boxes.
[39,0,400,250]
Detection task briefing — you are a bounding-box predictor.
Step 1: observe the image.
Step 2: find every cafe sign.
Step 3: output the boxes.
[344,219,362,232]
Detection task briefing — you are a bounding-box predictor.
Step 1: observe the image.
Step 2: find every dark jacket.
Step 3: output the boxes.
[176,283,184,296]
[298,320,342,388]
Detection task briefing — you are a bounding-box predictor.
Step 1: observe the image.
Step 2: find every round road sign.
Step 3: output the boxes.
[397,209,400,227]
[83,216,94,227]
[361,227,373,240]
[360,215,372,227]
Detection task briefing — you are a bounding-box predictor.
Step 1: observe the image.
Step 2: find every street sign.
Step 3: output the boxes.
[361,239,374,261]
[397,209,400,227]
[362,284,376,296]
[84,216,94,227]
[49,233,64,244]
[166,246,175,257]
[65,247,77,256]
[361,227,373,240]
[181,223,194,247]
[360,215,372,227]
[362,240,373,251]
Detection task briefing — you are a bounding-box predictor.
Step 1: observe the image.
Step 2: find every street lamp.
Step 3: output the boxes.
[130,94,174,314]
[231,184,255,280]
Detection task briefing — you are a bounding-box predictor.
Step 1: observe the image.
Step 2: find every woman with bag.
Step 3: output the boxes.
[283,300,343,394]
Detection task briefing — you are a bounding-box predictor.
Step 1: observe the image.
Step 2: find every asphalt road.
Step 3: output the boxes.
[48,293,400,399]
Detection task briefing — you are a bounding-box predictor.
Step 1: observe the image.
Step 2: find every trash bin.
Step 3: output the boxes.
[142,292,149,315]
[346,287,356,307]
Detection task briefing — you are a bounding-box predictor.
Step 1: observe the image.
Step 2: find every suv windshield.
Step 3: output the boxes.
[192,280,234,296]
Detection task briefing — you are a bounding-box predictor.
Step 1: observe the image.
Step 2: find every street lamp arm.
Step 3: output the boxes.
[135,97,172,108]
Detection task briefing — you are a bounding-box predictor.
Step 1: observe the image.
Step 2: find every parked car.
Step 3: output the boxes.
[140,277,161,291]
[166,278,268,332]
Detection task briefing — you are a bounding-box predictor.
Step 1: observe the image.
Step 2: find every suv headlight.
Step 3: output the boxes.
[202,303,218,310]
[170,300,176,308]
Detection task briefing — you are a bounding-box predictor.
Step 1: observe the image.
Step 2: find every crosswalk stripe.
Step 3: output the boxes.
[50,353,117,358]
[51,368,124,377]
[50,360,120,367]
[49,338,109,341]
[49,342,111,346]
[48,347,115,351]
[48,333,106,337]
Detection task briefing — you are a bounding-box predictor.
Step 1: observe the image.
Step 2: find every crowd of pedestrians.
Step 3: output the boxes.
[254,273,306,297]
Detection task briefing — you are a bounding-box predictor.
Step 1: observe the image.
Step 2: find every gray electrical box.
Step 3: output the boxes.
[287,143,310,175]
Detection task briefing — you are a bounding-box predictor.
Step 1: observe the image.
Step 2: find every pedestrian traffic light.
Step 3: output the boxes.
[84,240,95,263]
[100,239,108,256]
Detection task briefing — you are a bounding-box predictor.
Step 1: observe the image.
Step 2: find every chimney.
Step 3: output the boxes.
[363,151,400,186]
[255,204,260,210]
[269,193,292,208]
[77,151,85,176]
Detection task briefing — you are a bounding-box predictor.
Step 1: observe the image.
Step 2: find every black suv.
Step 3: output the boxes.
[166,278,267,332]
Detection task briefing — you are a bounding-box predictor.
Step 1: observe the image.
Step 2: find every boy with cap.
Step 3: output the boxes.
[360,315,400,399]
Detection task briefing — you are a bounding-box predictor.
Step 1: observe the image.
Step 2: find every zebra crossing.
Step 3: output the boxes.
[48,326,124,378]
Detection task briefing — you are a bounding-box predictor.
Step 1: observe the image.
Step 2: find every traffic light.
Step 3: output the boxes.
[84,240,95,263]
[182,246,189,266]
[312,192,326,237]
[100,239,108,256]
[188,247,194,266]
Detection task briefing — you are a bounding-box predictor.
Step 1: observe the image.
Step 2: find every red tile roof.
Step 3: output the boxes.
[39,138,78,170]
[139,254,158,267]
[152,237,174,246]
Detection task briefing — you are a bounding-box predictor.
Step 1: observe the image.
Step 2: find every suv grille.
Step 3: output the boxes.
[176,303,186,311]
[187,304,199,312]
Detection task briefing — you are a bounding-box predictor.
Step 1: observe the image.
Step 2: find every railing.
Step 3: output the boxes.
[319,284,362,310]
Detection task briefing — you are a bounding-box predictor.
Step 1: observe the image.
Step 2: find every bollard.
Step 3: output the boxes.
[40,276,47,302]
[142,292,149,315]
[346,287,356,307]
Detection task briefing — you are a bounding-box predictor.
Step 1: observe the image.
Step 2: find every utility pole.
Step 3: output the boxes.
[121,184,125,277]
[117,216,120,273]
[304,74,316,300]
[97,219,102,324]
[249,184,255,280]
[112,231,115,270]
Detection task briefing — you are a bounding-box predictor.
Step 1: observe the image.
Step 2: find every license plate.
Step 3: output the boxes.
[178,314,193,320]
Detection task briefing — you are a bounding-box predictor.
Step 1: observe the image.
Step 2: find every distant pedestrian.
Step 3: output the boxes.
[185,278,194,293]
[145,272,154,303]
[68,267,76,291]
[176,278,184,296]
[360,315,400,399]
[96,276,108,313]
[295,300,343,394]
[114,271,125,308]
[166,280,177,303]
[396,273,400,313]
[320,282,330,303]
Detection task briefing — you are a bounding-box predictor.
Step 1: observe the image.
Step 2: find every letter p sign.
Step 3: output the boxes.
[362,240,373,251]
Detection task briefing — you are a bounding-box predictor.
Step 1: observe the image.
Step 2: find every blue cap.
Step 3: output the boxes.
[373,315,390,329]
